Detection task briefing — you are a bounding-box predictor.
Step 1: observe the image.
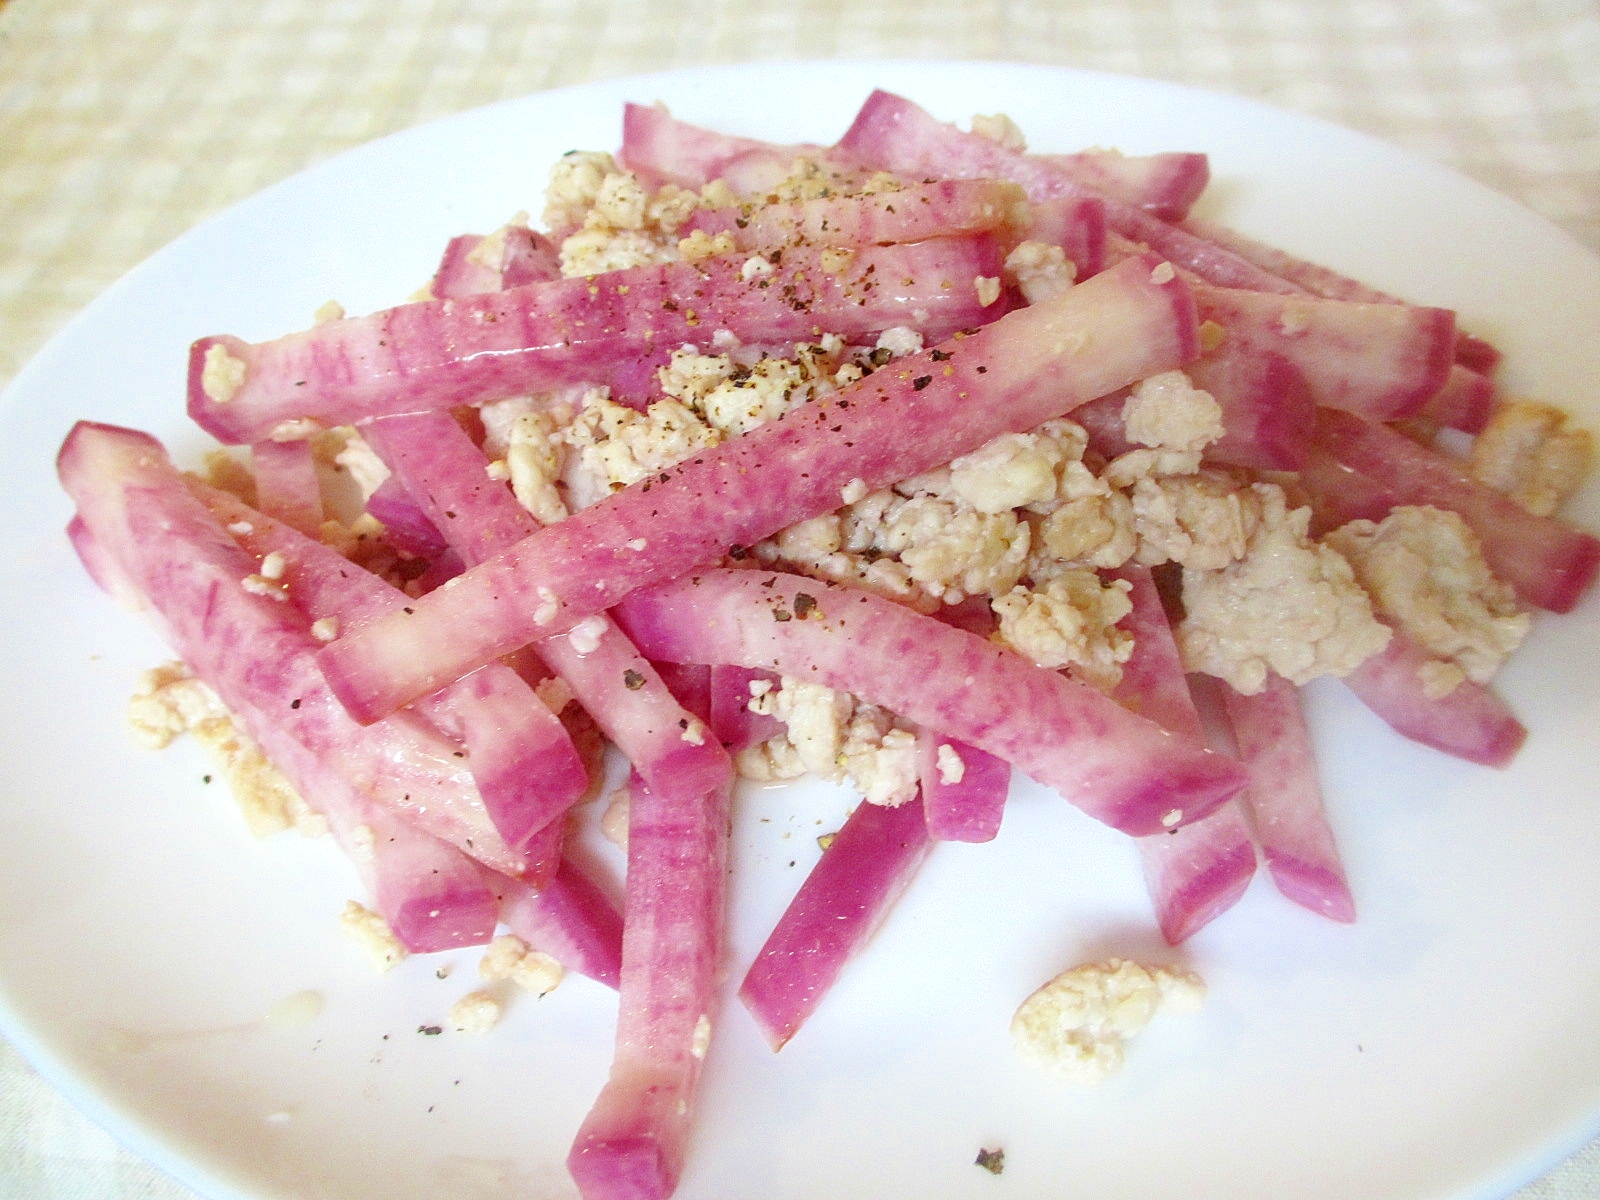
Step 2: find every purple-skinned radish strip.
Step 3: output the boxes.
[59,423,503,946]
[1113,566,1257,944]
[1183,346,1317,470]
[738,792,933,1050]
[430,226,561,298]
[679,178,1026,251]
[374,229,738,802]
[1033,150,1211,222]
[917,730,1010,843]
[1306,408,1600,614]
[496,851,626,990]
[1017,195,1108,280]
[363,472,452,559]
[431,233,514,305]
[189,480,591,861]
[566,769,732,1200]
[619,101,830,191]
[66,515,135,607]
[1072,346,1317,472]
[613,568,1249,837]
[249,438,324,536]
[57,421,532,879]
[361,410,734,801]
[1417,364,1498,434]
[1180,215,1503,376]
[252,712,500,952]
[187,237,1008,445]
[1192,284,1457,422]
[707,665,783,751]
[1219,675,1355,923]
[837,90,1211,220]
[1338,625,1527,768]
[317,251,1201,722]
[840,92,1291,294]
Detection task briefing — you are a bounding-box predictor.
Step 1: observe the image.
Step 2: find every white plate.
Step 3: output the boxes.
[3,59,1599,1200]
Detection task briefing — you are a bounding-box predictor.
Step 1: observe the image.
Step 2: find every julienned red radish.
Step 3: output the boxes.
[678,177,1027,250]
[1111,565,1257,944]
[188,479,591,860]
[315,250,1202,724]
[186,236,1009,445]
[612,567,1248,837]
[738,792,933,1051]
[363,410,734,802]
[56,422,508,949]
[1219,675,1356,923]
[566,770,731,1200]
[1303,408,1600,614]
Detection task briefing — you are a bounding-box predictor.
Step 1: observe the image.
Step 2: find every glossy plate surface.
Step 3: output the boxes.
[2,59,1599,1200]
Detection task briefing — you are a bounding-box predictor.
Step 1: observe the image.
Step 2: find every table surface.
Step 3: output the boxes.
[2,1,1597,1197]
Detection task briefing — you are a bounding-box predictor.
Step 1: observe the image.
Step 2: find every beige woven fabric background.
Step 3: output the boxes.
[1,0,1597,1196]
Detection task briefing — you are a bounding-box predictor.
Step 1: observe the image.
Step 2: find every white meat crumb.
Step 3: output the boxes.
[875,326,924,358]
[600,785,630,850]
[1129,469,1261,570]
[449,990,504,1035]
[935,743,966,785]
[549,159,700,277]
[885,496,1032,603]
[1469,399,1594,517]
[970,112,1027,152]
[503,410,570,525]
[339,900,407,972]
[1122,370,1225,456]
[329,430,391,502]
[267,418,324,443]
[1324,505,1530,684]
[745,678,920,805]
[1176,483,1392,694]
[1418,658,1469,699]
[127,662,323,838]
[313,299,346,325]
[947,431,1065,514]
[200,343,247,404]
[1030,453,1139,572]
[992,570,1135,690]
[677,228,736,262]
[566,614,607,656]
[975,275,1003,307]
[819,246,856,275]
[241,573,288,600]
[542,150,620,232]
[1003,240,1075,304]
[563,392,721,501]
[1010,958,1205,1084]
[479,934,565,996]
[658,347,810,436]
